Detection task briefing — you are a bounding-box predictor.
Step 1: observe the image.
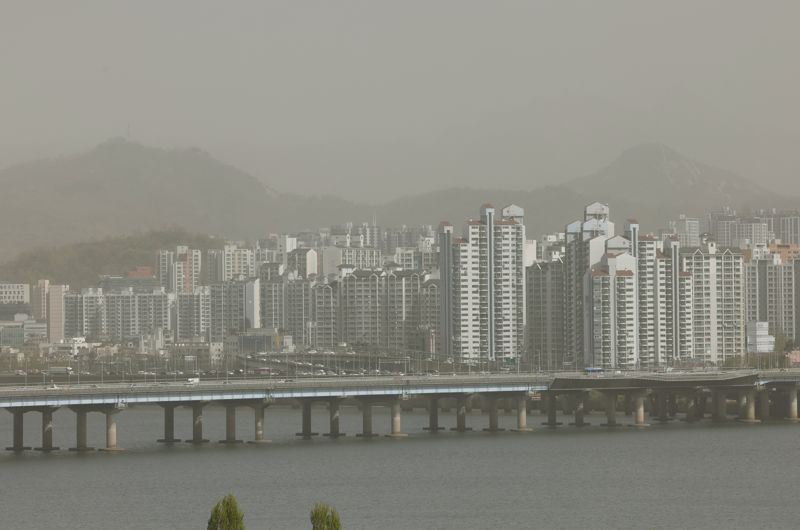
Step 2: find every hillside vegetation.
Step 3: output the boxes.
[0,228,222,289]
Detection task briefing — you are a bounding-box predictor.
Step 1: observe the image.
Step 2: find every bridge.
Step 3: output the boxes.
[2,370,799,452]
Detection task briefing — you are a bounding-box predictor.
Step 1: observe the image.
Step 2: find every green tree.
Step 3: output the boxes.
[207,494,245,530]
[310,502,341,530]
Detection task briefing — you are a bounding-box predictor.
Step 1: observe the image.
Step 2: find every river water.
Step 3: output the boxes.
[0,404,797,529]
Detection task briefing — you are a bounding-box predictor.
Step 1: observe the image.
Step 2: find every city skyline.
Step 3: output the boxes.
[4,200,800,374]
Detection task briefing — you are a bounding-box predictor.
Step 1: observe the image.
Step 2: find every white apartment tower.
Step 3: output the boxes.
[584,251,639,369]
[564,202,615,369]
[680,239,745,363]
[441,204,526,361]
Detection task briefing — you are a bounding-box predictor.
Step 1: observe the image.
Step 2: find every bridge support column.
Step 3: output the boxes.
[357,401,377,437]
[737,393,748,419]
[483,396,504,432]
[656,393,669,423]
[667,393,677,418]
[624,394,633,416]
[249,403,271,443]
[602,393,618,427]
[684,395,697,423]
[633,393,648,427]
[386,399,407,438]
[512,395,532,432]
[324,399,345,437]
[787,386,799,421]
[157,405,181,443]
[451,395,471,432]
[219,405,242,443]
[424,397,442,432]
[188,403,209,443]
[100,409,123,452]
[758,390,770,422]
[35,407,59,451]
[713,391,727,422]
[296,400,319,438]
[69,408,94,451]
[542,391,560,427]
[739,390,758,423]
[570,393,590,427]
[6,410,30,451]
[697,393,708,418]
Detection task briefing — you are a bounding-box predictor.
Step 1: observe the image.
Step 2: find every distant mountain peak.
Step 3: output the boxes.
[566,142,764,199]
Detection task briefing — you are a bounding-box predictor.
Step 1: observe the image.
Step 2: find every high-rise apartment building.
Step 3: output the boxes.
[207,245,256,283]
[420,278,440,355]
[669,215,701,248]
[47,284,68,343]
[31,279,49,320]
[287,248,318,279]
[745,254,799,346]
[440,204,526,361]
[525,258,565,370]
[175,287,210,342]
[209,277,260,343]
[383,269,423,352]
[309,279,339,350]
[680,240,745,363]
[158,247,202,293]
[584,251,639,369]
[0,282,30,304]
[564,202,615,368]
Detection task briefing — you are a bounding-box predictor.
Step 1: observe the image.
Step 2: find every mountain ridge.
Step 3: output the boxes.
[0,140,795,262]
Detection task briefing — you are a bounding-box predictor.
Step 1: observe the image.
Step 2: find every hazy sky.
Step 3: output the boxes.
[2,1,799,202]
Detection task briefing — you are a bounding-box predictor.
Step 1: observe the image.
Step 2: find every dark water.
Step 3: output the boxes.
[0,404,797,529]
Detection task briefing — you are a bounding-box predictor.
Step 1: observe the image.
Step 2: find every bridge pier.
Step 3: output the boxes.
[69,407,94,451]
[684,395,698,423]
[451,395,471,432]
[656,393,669,423]
[787,386,799,421]
[100,408,123,452]
[424,397,442,432]
[737,393,748,419]
[570,392,590,427]
[542,391,560,427]
[34,407,59,451]
[667,393,677,418]
[758,390,770,422]
[6,409,31,451]
[157,404,181,443]
[357,401,377,437]
[324,399,345,437]
[697,393,708,419]
[483,396,504,432]
[512,395,532,432]
[249,403,271,443]
[386,399,407,438]
[713,391,727,422]
[188,403,209,443]
[624,394,633,416]
[219,405,243,444]
[739,390,759,423]
[633,393,648,427]
[602,393,618,427]
[297,400,319,439]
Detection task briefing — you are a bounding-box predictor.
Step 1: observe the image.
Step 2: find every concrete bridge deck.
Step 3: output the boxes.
[2,370,799,452]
